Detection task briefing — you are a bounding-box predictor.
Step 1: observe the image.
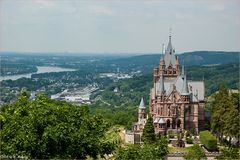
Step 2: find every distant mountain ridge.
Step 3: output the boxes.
[179,51,239,65]
[107,51,239,74]
[113,51,239,66]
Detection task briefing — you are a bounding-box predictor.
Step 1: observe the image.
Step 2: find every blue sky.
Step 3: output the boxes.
[0,0,239,54]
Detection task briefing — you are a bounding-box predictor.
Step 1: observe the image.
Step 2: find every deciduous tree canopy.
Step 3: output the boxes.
[211,84,240,144]
[0,91,115,159]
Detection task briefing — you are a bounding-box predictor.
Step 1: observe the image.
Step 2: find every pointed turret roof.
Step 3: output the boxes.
[158,74,165,94]
[164,34,177,68]
[139,97,145,109]
[181,75,189,95]
[166,35,173,53]
[181,64,185,76]
[158,118,166,124]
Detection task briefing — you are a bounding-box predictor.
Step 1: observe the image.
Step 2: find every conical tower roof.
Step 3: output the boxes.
[158,74,165,94]
[164,34,177,68]
[139,97,145,109]
[181,64,185,76]
[181,75,189,95]
[166,35,173,53]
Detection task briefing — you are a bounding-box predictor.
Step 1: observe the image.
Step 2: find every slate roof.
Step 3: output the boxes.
[164,36,177,68]
[157,74,165,95]
[155,75,205,102]
[158,118,166,124]
[139,97,145,109]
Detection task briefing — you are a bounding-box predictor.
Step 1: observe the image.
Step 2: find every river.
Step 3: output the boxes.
[0,66,76,81]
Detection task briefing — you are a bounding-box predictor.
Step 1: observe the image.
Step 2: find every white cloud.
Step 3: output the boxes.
[33,0,56,8]
[90,5,114,15]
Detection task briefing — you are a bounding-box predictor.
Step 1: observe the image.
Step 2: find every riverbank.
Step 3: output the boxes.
[0,66,77,81]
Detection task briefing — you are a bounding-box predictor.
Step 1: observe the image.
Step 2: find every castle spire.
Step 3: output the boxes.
[182,75,189,95]
[162,43,164,54]
[181,62,185,76]
[167,29,173,53]
[159,74,165,94]
[169,27,172,40]
[139,97,145,109]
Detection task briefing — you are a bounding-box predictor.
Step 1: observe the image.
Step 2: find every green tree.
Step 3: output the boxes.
[184,144,206,160]
[211,84,239,145]
[115,145,141,160]
[224,93,240,145]
[217,147,240,160]
[0,92,115,159]
[115,137,168,160]
[142,115,156,144]
[211,84,230,142]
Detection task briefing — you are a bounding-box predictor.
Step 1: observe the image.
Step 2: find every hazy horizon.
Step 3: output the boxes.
[1,50,239,57]
[1,0,240,54]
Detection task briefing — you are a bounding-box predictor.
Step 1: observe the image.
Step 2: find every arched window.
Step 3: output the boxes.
[160,107,163,115]
[177,119,181,128]
[167,119,170,128]
[172,119,176,129]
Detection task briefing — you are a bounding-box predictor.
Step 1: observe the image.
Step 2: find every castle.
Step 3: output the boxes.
[133,34,205,135]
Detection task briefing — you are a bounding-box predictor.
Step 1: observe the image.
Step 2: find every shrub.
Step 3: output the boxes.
[200,131,217,151]
[186,137,193,144]
[168,130,174,138]
[190,128,196,135]
[217,147,240,160]
[116,137,168,160]
[184,144,206,160]
[185,130,191,138]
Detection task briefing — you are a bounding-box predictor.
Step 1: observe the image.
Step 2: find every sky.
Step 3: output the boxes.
[0,0,240,54]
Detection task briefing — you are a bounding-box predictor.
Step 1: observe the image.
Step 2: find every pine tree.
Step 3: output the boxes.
[211,84,229,141]
[224,93,240,145]
[211,84,240,145]
[142,115,156,144]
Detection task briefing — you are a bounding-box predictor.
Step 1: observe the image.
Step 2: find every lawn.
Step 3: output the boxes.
[168,146,192,153]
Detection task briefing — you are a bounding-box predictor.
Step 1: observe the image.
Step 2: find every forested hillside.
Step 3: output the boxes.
[96,62,239,107]
[89,62,239,130]
[108,51,239,74]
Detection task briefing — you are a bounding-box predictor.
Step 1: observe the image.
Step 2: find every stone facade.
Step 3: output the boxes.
[131,34,205,138]
[149,35,205,134]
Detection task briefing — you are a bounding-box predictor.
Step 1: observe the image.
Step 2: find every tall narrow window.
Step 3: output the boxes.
[177,119,181,128]
[167,119,170,128]
[172,119,176,129]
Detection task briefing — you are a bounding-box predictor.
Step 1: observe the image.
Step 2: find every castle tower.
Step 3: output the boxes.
[163,34,180,77]
[138,97,146,121]
[149,32,205,135]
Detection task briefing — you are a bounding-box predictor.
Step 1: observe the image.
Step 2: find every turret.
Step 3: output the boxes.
[159,57,165,75]
[181,63,185,76]
[161,30,180,77]
[181,75,190,102]
[182,75,189,95]
[157,74,165,95]
[138,97,146,121]
[175,56,180,74]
